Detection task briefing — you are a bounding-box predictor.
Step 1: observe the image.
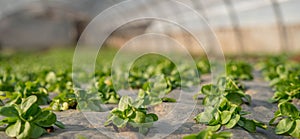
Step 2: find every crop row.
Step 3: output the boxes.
[0,50,299,138]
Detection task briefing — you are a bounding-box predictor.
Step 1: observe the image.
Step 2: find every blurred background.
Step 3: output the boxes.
[0,0,299,55]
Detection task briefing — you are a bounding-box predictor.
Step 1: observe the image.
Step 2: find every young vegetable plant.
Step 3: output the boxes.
[44,70,73,93]
[268,64,300,103]
[269,102,300,138]
[258,55,287,81]
[259,57,300,103]
[95,76,119,104]
[226,61,253,80]
[6,81,50,105]
[183,129,232,139]
[0,95,64,139]
[198,77,250,106]
[194,97,266,132]
[0,72,16,93]
[75,89,103,112]
[196,59,211,74]
[50,88,77,111]
[195,76,266,133]
[104,96,158,134]
[136,75,175,106]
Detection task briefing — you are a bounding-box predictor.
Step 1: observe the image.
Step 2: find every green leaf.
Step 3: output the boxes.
[195,107,214,123]
[226,93,243,105]
[221,111,232,124]
[161,97,176,102]
[269,110,281,125]
[21,95,38,113]
[244,95,251,104]
[289,119,300,138]
[208,112,221,126]
[118,96,131,111]
[34,110,52,122]
[16,121,31,139]
[133,111,146,123]
[182,134,198,139]
[275,118,295,134]
[55,121,65,129]
[30,124,46,138]
[22,103,40,120]
[225,114,240,129]
[87,101,101,111]
[35,111,57,127]
[214,131,233,138]
[183,130,209,139]
[240,119,256,132]
[6,120,21,137]
[201,85,215,95]
[147,113,158,121]
[254,120,267,129]
[0,117,18,125]
[0,105,19,117]
[207,124,221,131]
[112,117,128,128]
[279,102,299,118]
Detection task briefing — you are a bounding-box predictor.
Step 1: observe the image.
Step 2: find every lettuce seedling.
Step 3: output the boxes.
[226,61,253,80]
[75,89,103,112]
[196,59,211,74]
[195,77,266,133]
[195,97,266,132]
[198,77,250,106]
[96,76,119,104]
[50,88,76,111]
[6,81,50,105]
[269,102,300,138]
[0,95,64,139]
[136,75,175,106]
[268,64,300,103]
[105,96,158,134]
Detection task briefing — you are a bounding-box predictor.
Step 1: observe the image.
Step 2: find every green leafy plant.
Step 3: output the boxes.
[194,97,266,132]
[43,70,73,93]
[269,102,300,138]
[104,96,158,134]
[196,59,211,74]
[136,75,174,106]
[50,88,76,111]
[258,55,287,81]
[0,95,64,139]
[226,61,253,80]
[183,129,232,139]
[268,64,300,103]
[6,81,50,105]
[260,56,300,138]
[75,89,103,112]
[95,76,119,104]
[198,77,250,106]
[0,72,16,93]
[195,76,266,134]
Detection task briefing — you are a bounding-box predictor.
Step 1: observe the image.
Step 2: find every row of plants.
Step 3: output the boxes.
[103,59,267,138]
[1,49,298,138]
[184,60,267,139]
[0,52,202,111]
[0,50,205,138]
[259,56,300,138]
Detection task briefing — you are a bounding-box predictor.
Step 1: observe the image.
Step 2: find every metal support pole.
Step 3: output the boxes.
[270,0,289,52]
[191,0,213,54]
[223,0,244,54]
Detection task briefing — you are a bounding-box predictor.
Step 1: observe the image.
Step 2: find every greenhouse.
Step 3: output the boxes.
[0,0,299,139]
